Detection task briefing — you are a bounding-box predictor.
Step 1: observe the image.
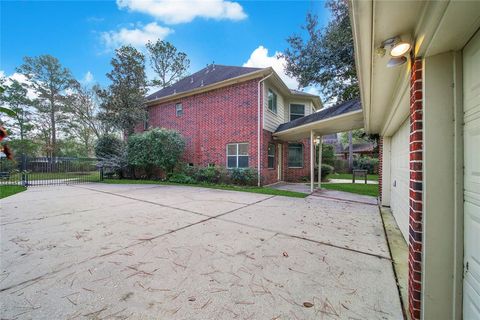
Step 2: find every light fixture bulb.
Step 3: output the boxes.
[391,42,411,57]
[387,56,407,67]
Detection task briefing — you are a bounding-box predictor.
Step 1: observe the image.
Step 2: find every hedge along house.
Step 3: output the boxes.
[349,1,480,319]
[142,64,362,188]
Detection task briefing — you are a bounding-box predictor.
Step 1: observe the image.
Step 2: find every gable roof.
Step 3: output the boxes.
[147,65,262,102]
[275,99,362,133]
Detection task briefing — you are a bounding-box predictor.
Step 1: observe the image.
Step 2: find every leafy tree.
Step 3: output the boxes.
[127,128,185,178]
[95,135,124,158]
[0,79,35,155]
[282,0,359,103]
[17,55,77,156]
[321,143,335,166]
[98,45,147,135]
[95,135,128,178]
[340,129,376,147]
[146,40,190,88]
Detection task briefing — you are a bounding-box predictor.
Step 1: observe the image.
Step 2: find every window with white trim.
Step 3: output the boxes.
[267,144,275,169]
[267,89,277,113]
[175,103,183,116]
[288,143,303,168]
[290,104,305,121]
[227,143,249,168]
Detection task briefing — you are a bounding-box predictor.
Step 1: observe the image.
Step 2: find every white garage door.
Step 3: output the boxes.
[390,118,410,241]
[463,29,480,319]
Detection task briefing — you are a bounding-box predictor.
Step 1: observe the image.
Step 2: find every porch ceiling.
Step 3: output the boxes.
[273,99,364,140]
[349,0,480,135]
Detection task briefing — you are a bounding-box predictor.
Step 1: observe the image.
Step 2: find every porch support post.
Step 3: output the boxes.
[318,135,322,189]
[310,130,314,193]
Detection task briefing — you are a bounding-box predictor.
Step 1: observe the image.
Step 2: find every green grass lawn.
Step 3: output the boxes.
[322,183,379,197]
[100,179,308,198]
[328,173,379,181]
[0,185,27,199]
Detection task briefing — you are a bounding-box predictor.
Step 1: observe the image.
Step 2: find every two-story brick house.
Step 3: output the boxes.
[141,64,322,186]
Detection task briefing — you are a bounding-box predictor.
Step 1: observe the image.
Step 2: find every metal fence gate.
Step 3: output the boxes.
[0,156,101,186]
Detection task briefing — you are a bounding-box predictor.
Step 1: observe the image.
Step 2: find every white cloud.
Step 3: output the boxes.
[243,46,299,89]
[117,0,247,24]
[82,71,94,84]
[101,22,173,50]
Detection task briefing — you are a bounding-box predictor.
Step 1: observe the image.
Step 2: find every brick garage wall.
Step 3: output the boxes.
[282,139,311,183]
[144,78,261,170]
[408,58,423,320]
[378,137,383,201]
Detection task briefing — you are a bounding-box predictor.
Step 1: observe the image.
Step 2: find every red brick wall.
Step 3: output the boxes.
[141,79,312,185]
[409,58,423,320]
[144,79,261,169]
[261,130,278,185]
[378,137,383,201]
[282,138,311,183]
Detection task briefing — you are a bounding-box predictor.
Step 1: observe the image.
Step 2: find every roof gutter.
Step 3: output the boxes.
[257,72,273,186]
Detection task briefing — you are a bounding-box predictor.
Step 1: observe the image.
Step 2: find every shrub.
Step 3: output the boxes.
[95,135,124,158]
[229,168,257,186]
[321,164,334,181]
[353,156,379,174]
[128,128,185,178]
[195,166,224,184]
[321,144,335,166]
[168,172,196,184]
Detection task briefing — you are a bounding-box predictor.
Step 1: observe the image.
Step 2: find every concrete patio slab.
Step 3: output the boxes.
[0,183,402,319]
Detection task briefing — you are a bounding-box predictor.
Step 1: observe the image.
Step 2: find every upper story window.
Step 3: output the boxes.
[268,144,275,169]
[175,103,183,117]
[227,143,249,168]
[290,104,305,121]
[288,143,303,168]
[267,89,277,114]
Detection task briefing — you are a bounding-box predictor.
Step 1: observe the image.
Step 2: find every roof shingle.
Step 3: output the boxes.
[147,65,263,101]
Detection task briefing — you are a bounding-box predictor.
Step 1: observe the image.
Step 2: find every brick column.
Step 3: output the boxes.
[378,137,383,201]
[408,58,423,320]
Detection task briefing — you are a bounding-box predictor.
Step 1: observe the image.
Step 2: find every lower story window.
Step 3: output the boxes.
[227,143,249,168]
[268,143,275,169]
[288,143,303,168]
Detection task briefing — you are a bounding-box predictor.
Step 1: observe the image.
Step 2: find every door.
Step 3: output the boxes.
[463,29,480,319]
[277,144,282,181]
[390,118,410,241]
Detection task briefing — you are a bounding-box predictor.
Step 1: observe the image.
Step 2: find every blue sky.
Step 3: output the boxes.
[1,0,330,90]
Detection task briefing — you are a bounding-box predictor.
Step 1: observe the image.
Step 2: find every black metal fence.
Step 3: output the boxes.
[0,156,101,186]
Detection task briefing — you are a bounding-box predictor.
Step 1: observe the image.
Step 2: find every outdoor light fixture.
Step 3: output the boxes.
[387,56,408,67]
[390,41,411,57]
[377,36,412,67]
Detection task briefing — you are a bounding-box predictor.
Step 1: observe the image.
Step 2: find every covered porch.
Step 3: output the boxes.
[274,99,364,192]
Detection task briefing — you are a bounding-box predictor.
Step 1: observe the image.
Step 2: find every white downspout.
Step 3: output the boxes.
[257,72,273,187]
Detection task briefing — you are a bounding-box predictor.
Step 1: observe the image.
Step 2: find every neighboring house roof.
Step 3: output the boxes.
[275,99,362,133]
[147,65,262,102]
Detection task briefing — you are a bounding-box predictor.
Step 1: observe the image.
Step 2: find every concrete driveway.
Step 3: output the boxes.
[0,184,403,319]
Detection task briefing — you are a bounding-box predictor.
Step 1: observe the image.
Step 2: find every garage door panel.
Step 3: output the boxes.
[390,119,410,241]
[463,28,480,319]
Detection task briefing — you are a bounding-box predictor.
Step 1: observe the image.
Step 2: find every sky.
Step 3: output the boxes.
[1,0,330,93]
